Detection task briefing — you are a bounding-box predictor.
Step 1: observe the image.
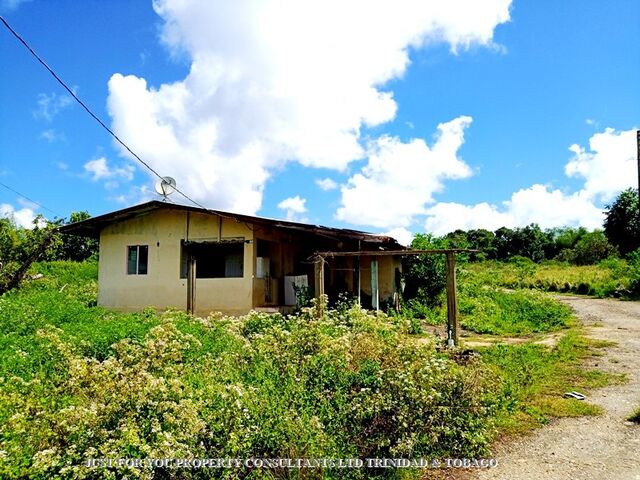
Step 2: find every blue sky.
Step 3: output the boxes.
[0,0,638,243]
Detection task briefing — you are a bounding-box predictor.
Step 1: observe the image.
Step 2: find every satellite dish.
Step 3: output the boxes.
[155,176,177,200]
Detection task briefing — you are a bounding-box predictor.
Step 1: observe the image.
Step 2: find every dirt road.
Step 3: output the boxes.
[474,296,640,480]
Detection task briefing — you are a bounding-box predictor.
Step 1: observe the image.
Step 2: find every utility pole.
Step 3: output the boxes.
[637,130,640,214]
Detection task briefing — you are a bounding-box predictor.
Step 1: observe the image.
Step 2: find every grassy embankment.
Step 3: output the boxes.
[465,257,637,298]
[0,261,621,479]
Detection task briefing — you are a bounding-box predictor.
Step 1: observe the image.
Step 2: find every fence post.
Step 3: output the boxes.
[187,255,196,315]
[371,257,379,310]
[314,256,325,299]
[445,252,459,347]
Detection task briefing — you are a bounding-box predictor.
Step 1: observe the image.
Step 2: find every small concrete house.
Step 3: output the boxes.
[60,201,405,316]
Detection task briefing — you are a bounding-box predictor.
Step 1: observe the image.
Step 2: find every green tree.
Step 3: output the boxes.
[570,230,617,265]
[466,228,496,260]
[549,226,588,261]
[0,217,23,263]
[604,188,640,255]
[494,224,552,262]
[0,215,60,293]
[56,211,98,261]
[402,234,448,307]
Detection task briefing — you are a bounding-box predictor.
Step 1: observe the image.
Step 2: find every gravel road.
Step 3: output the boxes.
[471,296,640,480]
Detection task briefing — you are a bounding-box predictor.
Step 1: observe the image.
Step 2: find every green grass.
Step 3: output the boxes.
[479,331,623,435]
[403,272,574,337]
[458,283,574,336]
[0,261,163,380]
[0,261,500,479]
[0,260,621,479]
[628,406,640,423]
[464,258,635,298]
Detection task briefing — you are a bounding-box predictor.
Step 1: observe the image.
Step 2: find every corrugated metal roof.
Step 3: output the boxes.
[58,200,402,247]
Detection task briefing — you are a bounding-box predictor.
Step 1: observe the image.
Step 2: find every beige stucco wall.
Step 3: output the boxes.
[97,207,402,315]
[98,209,254,316]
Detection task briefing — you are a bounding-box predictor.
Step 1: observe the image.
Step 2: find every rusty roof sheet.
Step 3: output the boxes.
[58,200,403,247]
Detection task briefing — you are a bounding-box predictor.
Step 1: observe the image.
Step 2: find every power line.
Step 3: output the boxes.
[0,14,208,212]
[0,180,62,217]
[1,15,264,233]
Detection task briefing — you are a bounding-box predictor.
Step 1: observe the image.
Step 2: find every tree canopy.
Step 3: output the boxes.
[604,188,640,256]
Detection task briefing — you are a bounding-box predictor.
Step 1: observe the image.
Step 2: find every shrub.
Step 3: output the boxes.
[570,231,617,265]
[0,264,500,479]
[458,284,572,336]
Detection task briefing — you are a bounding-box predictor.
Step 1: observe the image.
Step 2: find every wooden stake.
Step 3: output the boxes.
[186,255,196,315]
[445,252,459,347]
[314,256,325,299]
[371,258,379,310]
[355,256,361,306]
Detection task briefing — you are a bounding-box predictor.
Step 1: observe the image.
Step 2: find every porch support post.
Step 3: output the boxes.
[371,257,379,310]
[445,252,459,347]
[354,256,361,306]
[314,256,325,299]
[187,255,196,315]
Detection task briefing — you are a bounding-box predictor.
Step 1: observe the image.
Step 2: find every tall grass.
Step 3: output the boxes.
[401,270,574,337]
[628,407,640,424]
[0,261,498,479]
[0,261,618,479]
[464,258,635,298]
[458,284,573,336]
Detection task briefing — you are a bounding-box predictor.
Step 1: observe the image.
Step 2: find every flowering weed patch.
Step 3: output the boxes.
[0,262,499,479]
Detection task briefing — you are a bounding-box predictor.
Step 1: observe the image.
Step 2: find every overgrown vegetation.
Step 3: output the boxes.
[398,188,640,312]
[0,211,98,294]
[0,260,616,479]
[400,243,575,337]
[1,191,631,478]
[457,284,573,336]
[463,257,639,298]
[1,261,500,479]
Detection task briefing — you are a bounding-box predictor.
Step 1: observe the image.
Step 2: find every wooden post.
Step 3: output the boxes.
[354,256,361,306]
[187,255,196,315]
[636,130,640,217]
[445,252,459,347]
[371,258,379,310]
[314,256,325,299]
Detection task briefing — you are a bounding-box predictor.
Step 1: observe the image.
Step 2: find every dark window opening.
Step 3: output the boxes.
[180,241,244,279]
[127,245,148,275]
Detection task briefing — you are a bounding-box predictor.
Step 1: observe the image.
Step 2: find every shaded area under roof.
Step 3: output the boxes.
[58,201,404,247]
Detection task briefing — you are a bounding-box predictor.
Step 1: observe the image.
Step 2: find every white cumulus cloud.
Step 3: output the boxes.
[0,203,38,228]
[336,116,473,228]
[84,157,134,189]
[424,186,604,236]
[106,0,511,214]
[315,178,338,191]
[565,127,637,202]
[277,195,308,222]
[381,227,414,246]
[423,127,636,235]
